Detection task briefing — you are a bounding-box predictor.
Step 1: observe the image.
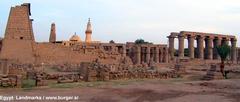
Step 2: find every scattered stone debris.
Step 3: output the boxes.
[80,60,178,82]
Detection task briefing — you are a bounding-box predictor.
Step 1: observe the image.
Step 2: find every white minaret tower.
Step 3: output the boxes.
[85,18,92,43]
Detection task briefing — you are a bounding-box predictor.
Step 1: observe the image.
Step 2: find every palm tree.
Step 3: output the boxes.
[216,44,231,79]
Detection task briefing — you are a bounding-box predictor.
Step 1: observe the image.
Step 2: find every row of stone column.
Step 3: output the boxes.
[103,45,127,56]
[135,46,168,64]
[169,35,237,61]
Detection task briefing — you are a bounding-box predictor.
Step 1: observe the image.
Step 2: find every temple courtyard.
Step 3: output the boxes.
[1,65,240,102]
[0,79,240,102]
[0,3,240,102]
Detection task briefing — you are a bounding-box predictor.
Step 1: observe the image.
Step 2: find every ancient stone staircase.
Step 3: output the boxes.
[203,65,223,80]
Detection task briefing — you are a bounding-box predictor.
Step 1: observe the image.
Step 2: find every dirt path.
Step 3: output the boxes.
[0,79,239,102]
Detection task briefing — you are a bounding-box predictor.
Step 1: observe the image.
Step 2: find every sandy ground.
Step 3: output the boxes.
[0,78,240,102]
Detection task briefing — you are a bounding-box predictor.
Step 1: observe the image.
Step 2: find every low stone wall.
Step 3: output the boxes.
[108,70,177,80]
[80,61,177,82]
[0,74,22,88]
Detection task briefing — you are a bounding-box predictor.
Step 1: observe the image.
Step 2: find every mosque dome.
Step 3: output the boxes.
[70,33,81,42]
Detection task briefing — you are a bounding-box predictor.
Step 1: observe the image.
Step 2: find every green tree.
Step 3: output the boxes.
[135,39,145,44]
[109,40,115,43]
[216,44,231,79]
[135,39,152,44]
[184,48,189,56]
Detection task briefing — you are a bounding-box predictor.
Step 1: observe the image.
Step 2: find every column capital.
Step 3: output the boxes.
[217,37,223,40]
[187,35,195,39]
[231,39,237,45]
[197,35,205,40]
[225,38,230,41]
[231,38,237,42]
[179,34,185,37]
[168,35,176,38]
[206,36,214,40]
[178,34,185,38]
[210,36,215,39]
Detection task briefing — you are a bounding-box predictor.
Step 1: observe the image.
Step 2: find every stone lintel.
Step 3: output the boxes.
[180,31,236,39]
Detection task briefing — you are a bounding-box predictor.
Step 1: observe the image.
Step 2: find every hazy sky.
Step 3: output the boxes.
[0,0,240,46]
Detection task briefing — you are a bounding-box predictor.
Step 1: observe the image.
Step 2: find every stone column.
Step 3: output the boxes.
[155,47,159,63]
[178,35,185,58]
[217,37,222,46]
[168,36,175,60]
[213,39,218,59]
[206,37,213,60]
[231,38,237,62]
[165,47,169,63]
[1,60,9,75]
[197,36,204,59]
[216,37,222,59]
[226,39,230,45]
[159,48,162,63]
[16,75,22,88]
[146,47,151,64]
[162,49,166,63]
[141,48,144,63]
[136,46,141,64]
[122,45,127,57]
[188,36,195,59]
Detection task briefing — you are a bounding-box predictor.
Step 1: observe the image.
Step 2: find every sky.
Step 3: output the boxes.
[0,0,240,47]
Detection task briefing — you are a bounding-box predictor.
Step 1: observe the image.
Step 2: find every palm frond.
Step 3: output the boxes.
[216,44,231,61]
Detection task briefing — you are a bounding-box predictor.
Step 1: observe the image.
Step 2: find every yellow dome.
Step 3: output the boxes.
[70,33,81,42]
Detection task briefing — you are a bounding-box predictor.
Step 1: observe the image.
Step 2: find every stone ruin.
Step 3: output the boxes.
[0,3,239,88]
[168,31,237,62]
[79,58,177,82]
[0,59,28,87]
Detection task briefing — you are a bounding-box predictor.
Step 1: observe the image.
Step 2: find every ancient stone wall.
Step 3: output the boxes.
[34,43,125,65]
[35,43,97,64]
[0,59,9,75]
